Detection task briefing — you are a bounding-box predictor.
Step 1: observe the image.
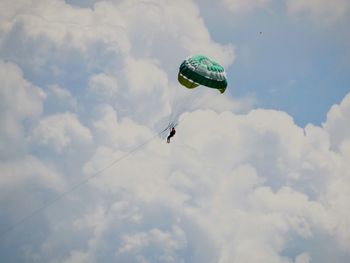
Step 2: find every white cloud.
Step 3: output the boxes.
[295,253,311,263]
[0,0,236,127]
[91,104,154,150]
[4,94,350,261]
[0,61,45,135]
[0,155,65,238]
[88,73,119,102]
[323,92,350,151]
[1,0,350,262]
[118,226,186,256]
[46,84,78,112]
[0,0,234,74]
[77,102,350,262]
[0,61,45,156]
[222,0,272,13]
[0,155,65,192]
[286,0,350,24]
[115,0,235,66]
[115,57,172,126]
[31,112,93,153]
[221,0,350,25]
[0,0,130,54]
[61,251,90,263]
[48,85,74,102]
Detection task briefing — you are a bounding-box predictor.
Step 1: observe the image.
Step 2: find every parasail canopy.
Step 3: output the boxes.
[178,55,228,93]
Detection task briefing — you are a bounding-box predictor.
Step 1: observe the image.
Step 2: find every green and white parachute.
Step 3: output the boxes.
[178,55,228,93]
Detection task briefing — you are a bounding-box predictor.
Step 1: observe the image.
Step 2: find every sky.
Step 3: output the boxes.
[0,0,350,262]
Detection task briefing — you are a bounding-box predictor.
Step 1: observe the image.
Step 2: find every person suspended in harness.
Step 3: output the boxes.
[167,127,176,143]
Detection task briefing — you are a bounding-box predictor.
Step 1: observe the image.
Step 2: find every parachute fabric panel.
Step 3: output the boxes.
[178,55,228,93]
[178,73,199,89]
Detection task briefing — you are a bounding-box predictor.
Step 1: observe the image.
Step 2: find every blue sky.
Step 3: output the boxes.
[198,0,350,126]
[1,1,350,262]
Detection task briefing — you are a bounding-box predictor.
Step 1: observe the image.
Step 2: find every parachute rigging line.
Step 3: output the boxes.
[0,129,168,238]
[165,54,227,130]
[1,88,222,238]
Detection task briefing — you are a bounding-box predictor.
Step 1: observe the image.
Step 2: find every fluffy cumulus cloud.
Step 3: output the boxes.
[46,84,78,112]
[0,0,234,84]
[91,104,154,151]
[222,0,273,13]
[0,61,45,156]
[58,101,350,263]
[286,0,350,23]
[1,0,350,263]
[222,0,350,23]
[323,93,350,152]
[0,155,65,193]
[31,112,93,153]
